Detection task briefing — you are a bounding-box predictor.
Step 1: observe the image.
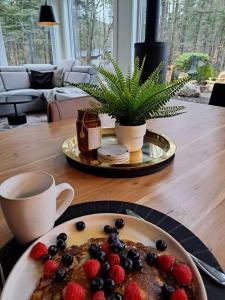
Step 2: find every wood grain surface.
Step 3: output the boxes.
[0,100,225,270]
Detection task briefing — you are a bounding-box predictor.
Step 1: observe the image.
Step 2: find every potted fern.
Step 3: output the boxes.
[69,54,188,152]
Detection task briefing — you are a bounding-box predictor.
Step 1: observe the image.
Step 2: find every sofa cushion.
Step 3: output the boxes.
[0,75,5,92]
[5,89,50,97]
[30,70,54,89]
[58,59,76,72]
[0,66,26,72]
[71,66,92,73]
[24,64,56,71]
[52,68,64,87]
[1,72,30,90]
[65,72,90,84]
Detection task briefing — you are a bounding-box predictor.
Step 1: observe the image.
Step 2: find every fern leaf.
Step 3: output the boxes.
[149,106,185,118]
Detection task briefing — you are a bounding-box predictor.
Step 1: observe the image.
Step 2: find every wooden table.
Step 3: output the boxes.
[1,101,225,270]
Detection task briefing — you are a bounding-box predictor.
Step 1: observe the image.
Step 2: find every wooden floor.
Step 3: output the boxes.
[0,100,225,270]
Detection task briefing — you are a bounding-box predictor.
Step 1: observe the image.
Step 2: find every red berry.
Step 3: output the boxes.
[43,259,59,278]
[158,255,175,273]
[170,288,188,300]
[91,290,106,300]
[101,242,111,255]
[124,281,143,300]
[109,265,125,285]
[83,259,101,279]
[30,242,48,260]
[64,281,86,300]
[108,253,120,267]
[172,263,193,285]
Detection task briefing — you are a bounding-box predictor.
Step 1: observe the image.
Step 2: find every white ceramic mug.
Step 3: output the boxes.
[0,172,74,244]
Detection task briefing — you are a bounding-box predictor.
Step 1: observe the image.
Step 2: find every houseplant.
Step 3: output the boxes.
[69,54,188,152]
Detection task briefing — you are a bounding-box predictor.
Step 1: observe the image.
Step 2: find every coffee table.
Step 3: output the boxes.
[0,95,41,125]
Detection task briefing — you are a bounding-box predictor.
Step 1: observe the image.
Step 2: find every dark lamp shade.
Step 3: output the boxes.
[37,4,59,26]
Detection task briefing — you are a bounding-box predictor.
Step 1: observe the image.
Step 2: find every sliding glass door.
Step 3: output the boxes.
[71,0,114,65]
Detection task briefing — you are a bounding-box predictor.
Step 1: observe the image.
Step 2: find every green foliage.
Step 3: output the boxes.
[196,64,215,84]
[174,53,209,72]
[68,54,188,126]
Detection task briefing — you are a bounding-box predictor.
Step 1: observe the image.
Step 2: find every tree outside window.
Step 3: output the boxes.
[0,0,53,65]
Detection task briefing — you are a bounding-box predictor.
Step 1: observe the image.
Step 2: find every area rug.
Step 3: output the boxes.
[0,113,47,131]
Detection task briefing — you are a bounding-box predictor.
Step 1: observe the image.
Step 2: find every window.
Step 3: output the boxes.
[0,0,53,65]
[71,0,114,65]
[140,0,225,78]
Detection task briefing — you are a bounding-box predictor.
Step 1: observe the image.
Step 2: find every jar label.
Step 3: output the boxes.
[88,127,101,150]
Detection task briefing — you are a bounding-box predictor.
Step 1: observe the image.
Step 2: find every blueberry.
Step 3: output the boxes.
[115,218,124,229]
[76,221,85,231]
[127,248,140,261]
[57,232,67,241]
[57,239,66,250]
[108,233,119,244]
[119,252,127,265]
[97,250,107,262]
[146,252,158,266]
[107,293,123,300]
[122,257,133,271]
[110,240,123,253]
[101,261,111,274]
[119,240,126,251]
[41,253,51,263]
[104,278,115,292]
[54,267,66,281]
[88,243,101,257]
[61,253,73,267]
[104,225,113,234]
[112,227,119,234]
[156,239,167,251]
[48,245,58,256]
[132,259,144,271]
[91,277,104,291]
[161,283,175,297]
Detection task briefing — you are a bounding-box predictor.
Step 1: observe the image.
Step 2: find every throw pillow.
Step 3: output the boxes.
[52,68,64,87]
[30,70,54,89]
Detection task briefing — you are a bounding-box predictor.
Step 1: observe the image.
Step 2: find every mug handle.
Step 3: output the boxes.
[55,183,74,221]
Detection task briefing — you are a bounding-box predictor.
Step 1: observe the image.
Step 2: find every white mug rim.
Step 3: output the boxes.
[0,172,55,201]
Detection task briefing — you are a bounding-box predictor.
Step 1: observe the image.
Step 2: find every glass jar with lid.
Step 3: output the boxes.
[76,110,101,154]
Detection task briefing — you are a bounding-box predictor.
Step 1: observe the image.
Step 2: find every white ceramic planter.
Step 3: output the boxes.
[115,123,147,152]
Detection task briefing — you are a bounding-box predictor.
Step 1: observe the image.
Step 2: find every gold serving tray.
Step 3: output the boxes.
[62,127,176,177]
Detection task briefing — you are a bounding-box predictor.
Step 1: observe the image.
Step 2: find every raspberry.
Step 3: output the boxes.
[101,242,111,255]
[170,288,188,300]
[158,255,175,273]
[109,265,125,285]
[172,263,193,285]
[124,281,143,300]
[83,259,101,279]
[30,242,48,260]
[64,281,86,300]
[91,290,106,300]
[43,259,59,278]
[108,253,120,267]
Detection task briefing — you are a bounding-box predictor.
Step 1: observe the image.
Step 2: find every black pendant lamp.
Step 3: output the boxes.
[37,0,59,26]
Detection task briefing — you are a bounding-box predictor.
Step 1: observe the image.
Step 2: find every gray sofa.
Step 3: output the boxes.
[0,59,96,116]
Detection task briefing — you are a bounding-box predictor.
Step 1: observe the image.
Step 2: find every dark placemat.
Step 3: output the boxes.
[0,201,225,299]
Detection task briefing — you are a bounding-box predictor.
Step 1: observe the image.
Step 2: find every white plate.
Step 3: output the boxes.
[1,214,207,300]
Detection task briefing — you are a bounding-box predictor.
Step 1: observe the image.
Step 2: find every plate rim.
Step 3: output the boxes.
[1,213,207,300]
